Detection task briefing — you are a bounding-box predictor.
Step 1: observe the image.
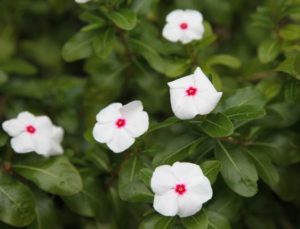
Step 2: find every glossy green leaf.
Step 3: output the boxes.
[224,105,266,121]
[182,210,208,229]
[201,160,221,184]
[93,28,115,59]
[107,9,137,30]
[13,157,83,196]
[215,142,258,197]
[279,24,300,41]
[164,59,190,77]
[258,39,280,63]
[275,54,300,80]
[200,113,233,138]
[118,156,153,202]
[0,172,35,227]
[62,32,93,62]
[207,54,241,69]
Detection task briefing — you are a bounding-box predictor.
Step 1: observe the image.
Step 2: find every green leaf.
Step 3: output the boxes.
[0,172,35,227]
[13,157,83,196]
[279,24,300,41]
[164,59,190,77]
[276,54,300,80]
[201,160,221,184]
[129,39,165,73]
[28,190,60,229]
[139,168,153,188]
[224,105,266,121]
[0,59,37,75]
[118,156,153,202]
[215,142,258,197]
[206,54,241,69]
[0,70,8,85]
[62,176,106,217]
[181,210,208,229]
[148,117,180,133]
[153,138,204,166]
[86,151,110,172]
[93,28,115,59]
[207,211,231,229]
[257,39,280,63]
[62,32,93,62]
[200,113,233,138]
[244,146,279,187]
[224,87,266,109]
[107,9,137,30]
[139,214,175,229]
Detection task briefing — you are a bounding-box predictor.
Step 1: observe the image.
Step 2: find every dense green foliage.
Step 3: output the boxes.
[0,0,300,228]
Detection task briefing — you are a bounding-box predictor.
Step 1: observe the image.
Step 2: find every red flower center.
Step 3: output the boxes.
[180,22,188,30]
[115,118,126,128]
[186,86,197,96]
[175,184,186,195]
[26,125,36,134]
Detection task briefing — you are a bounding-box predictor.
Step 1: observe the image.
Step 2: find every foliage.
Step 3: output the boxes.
[0,0,300,228]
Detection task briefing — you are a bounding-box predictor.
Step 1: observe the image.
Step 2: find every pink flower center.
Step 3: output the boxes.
[175,184,186,195]
[115,118,126,128]
[180,22,188,30]
[26,125,36,134]
[186,86,197,96]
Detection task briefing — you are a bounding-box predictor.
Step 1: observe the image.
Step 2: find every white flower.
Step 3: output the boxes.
[75,0,91,4]
[168,67,222,120]
[151,162,213,218]
[2,111,64,156]
[162,9,205,44]
[93,100,149,153]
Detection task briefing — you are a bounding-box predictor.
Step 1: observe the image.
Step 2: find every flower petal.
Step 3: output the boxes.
[11,133,34,153]
[120,100,143,117]
[96,103,122,123]
[188,180,213,203]
[34,116,53,130]
[172,96,198,120]
[48,143,64,156]
[177,193,203,218]
[162,24,182,43]
[33,135,53,156]
[2,119,24,136]
[17,111,35,124]
[183,10,203,27]
[125,111,149,138]
[168,74,194,89]
[172,162,206,186]
[151,165,178,195]
[107,129,134,153]
[193,67,217,93]
[166,9,186,24]
[51,126,64,143]
[93,122,115,143]
[153,191,178,217]
[194,92,223,115]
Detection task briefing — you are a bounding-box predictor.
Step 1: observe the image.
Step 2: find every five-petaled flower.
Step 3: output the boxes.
[2,111,64,157]
[162,9,205,44]
[168,67,223,120]
[151,162,213,217]
[93,100,149,153]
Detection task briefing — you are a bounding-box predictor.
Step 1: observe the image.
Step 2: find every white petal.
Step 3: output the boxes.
[107,129,134,153]
[17,111,35,124]
[2,119,24,136]
[125,111,149,138]
[193,67,217,92]
[153,191,178,217]
[162,24,182,43]
[172,162,206,186]
[194,92,223,115]
[96,103,122,124]
[183,10,203,27]
[169,88,186,113]
[168,74,195,89]
[33,135,53,156]
[120,100,143,117]
[177,193,203,218]
[93,122,115,143]
[172,96,198,120]
[51,126,64,143]
[34,116,53,130]
[185,26,204,41]
[179,34,194,44]
[48,143,64,156]
[11,133,34,153]
[166,9,186,24]
[151,165,178,195]
[188,180,213,203]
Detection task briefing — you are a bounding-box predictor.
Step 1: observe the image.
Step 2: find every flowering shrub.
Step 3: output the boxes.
[0,0,300,228]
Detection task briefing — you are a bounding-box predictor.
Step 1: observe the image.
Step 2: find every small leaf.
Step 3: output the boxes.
[107,9,137,30]
[258,39,280,63]
[276,54,300,80]
[139,168,153,188]
[62,32,93,62]
[13,157,83,196]
[200,113,233,138]
[139,214,175,229]
[224,105,266,121]
[207,211,231,229]
[181,210,208,229]
[93,28,115,59]
[207,54,241,69]
[215,142,258,197]
[279,24,300,41]
[0,172,35,227]
[201,160,221,184]
[148,117,180,133]
[164,59,190,78]
[0,59,37,75]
